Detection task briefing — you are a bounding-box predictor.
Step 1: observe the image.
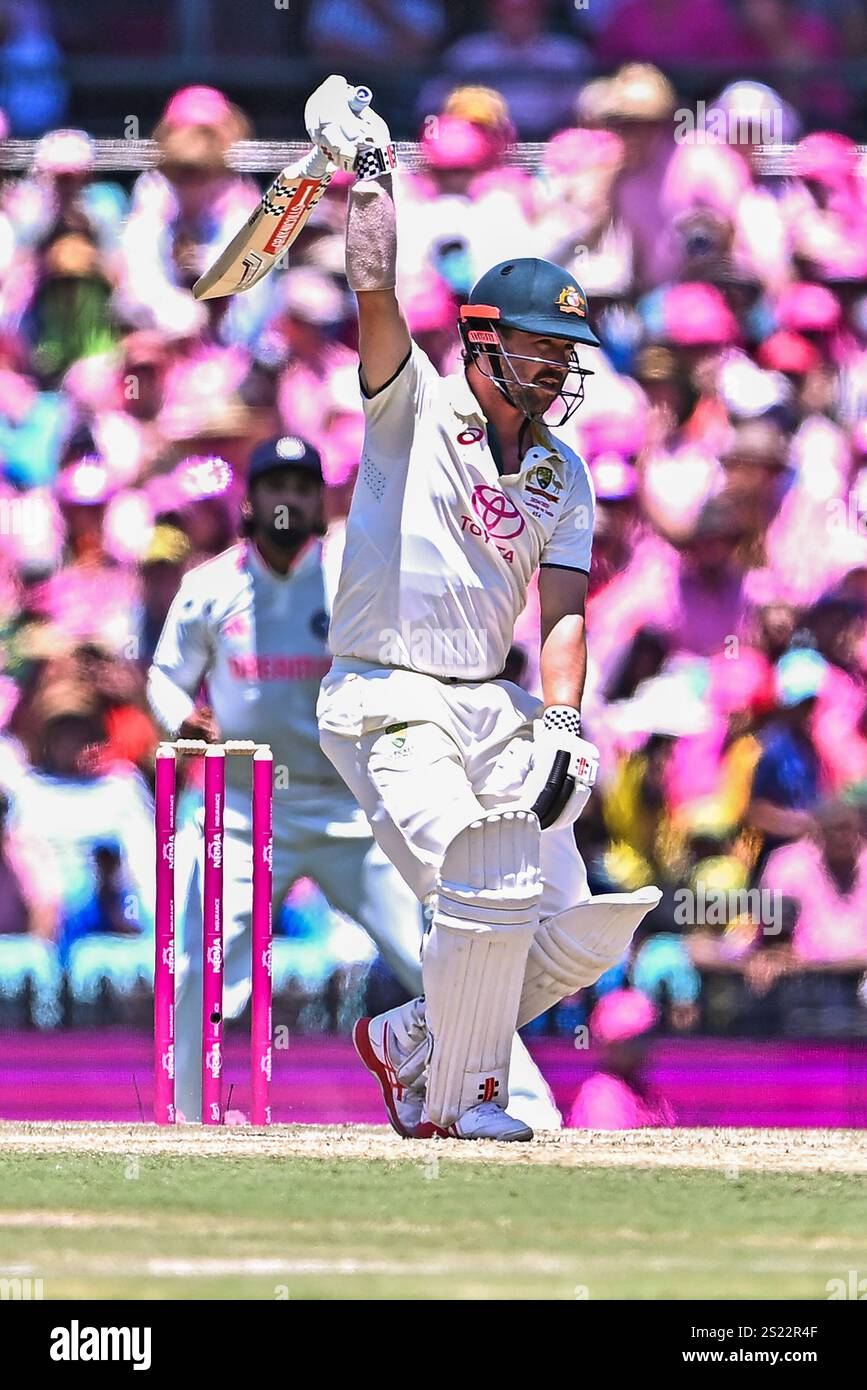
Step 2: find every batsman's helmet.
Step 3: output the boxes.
[459,257,599,422]
[463,258,600,346]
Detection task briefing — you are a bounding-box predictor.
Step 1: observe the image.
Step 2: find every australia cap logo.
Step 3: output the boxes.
[557,286,587,317]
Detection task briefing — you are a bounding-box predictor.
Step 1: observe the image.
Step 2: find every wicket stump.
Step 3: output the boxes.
[154,740,273,1125]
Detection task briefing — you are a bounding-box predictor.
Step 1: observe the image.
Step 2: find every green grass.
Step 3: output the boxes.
[1,1151,865,1299]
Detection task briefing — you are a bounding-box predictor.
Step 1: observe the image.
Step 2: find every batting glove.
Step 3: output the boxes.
[304,74,395,180]
[523,706,599,831]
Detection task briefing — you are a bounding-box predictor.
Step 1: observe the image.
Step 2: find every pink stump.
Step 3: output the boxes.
[154,746,176,1125]
[251,747,273,1126]
[202,747,225,1124]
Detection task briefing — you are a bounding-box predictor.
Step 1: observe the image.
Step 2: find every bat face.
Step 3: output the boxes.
[237,251,266,291]
[261,177,323,255]
[193,167,333,300]
[194,82,372,302]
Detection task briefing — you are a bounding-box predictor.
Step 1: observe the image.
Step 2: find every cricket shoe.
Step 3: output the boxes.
[353,1001,440,1139]
[445,1102,533,1143]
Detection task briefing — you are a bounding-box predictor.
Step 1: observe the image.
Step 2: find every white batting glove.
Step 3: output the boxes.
[304,74,395,180]
[523,706,599,832]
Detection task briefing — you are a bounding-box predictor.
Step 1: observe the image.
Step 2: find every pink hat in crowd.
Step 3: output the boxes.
[663,144,749,220]
[590,453,637,501]
[55,457,116,507]
[173,454,233,501]
[33,129,95,175]
[61,352,120,412]
[161,86,235,130]
[590,989,658,1043]
[757,331,822,375]
[664,283,739,346]
[776,283,841,334]
[793,131,861,186]
[544,127,623,177]
[103,488,155,565]
[708,647,775,716]
[422,116,497,171]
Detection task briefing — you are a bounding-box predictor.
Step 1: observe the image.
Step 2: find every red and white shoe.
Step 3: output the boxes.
[353,1011,442,1138]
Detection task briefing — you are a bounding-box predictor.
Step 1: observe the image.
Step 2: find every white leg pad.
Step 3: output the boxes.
[423,810,542,1129]
[517,887,662,1029]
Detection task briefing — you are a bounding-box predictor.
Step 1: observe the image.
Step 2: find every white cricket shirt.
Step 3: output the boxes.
[328,344,595,679]
[148,537,345,795]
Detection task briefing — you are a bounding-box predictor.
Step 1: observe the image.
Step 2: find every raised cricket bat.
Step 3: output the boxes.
[193,85,372,301]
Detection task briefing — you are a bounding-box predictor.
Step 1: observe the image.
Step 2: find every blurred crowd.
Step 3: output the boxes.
[1,35,867,1045]
[4,2,867,140]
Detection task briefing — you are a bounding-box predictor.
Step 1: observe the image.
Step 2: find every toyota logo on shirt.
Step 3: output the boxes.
[470,485,525,539]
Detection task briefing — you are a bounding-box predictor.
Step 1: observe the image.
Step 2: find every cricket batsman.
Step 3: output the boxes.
[147,433,560,1126]
[308,76,662,1141]
[146,434,425,1121]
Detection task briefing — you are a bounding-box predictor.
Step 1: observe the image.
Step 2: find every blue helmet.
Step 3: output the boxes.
[463,258,600,347]
[459,258,599,422]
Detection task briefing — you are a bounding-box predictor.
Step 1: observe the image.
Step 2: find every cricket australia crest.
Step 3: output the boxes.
[523,463,564,519]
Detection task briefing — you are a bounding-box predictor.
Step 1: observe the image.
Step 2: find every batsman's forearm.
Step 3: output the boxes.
[346,174,397,291]
[146,665,197,739]
[540,616,587,711]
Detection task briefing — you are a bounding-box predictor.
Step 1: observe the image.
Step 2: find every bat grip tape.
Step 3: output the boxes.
[530,750,574,829]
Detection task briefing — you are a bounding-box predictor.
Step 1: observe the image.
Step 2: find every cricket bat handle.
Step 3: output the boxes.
[349,86,373,117]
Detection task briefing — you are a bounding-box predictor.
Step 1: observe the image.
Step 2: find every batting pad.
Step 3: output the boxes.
[423,810,542,1129]
[517,887,662,1029]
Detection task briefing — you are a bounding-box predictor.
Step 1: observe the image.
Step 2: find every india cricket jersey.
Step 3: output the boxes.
[148,537,345,795]
[328,344,595,680]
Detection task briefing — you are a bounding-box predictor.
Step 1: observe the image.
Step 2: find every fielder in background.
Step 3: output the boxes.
[146,435,426,1122]
[309,75,662,1141]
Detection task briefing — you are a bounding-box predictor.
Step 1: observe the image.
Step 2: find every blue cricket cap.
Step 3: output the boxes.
[247,435,323,487]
